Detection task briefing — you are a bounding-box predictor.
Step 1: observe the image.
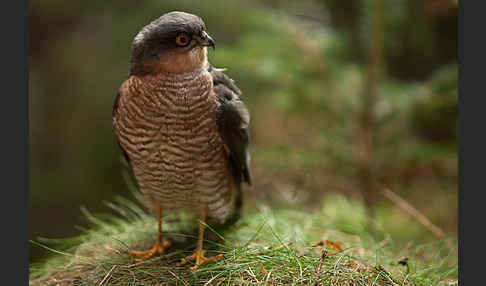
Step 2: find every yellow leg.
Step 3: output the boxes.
[128,206,171,262]
[177,208,224,270]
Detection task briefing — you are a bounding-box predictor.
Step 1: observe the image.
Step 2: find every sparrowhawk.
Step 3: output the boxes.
[112,11,252,269]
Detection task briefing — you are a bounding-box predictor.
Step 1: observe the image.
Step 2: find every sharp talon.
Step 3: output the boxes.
[185,250,224,270]
[128,240,170,261]
[201,253,224,262]
[128,250,144,256]
[176,258,188,266]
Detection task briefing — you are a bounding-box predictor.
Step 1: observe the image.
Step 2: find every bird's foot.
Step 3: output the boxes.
[177,249,224,270]
[128,240,171,262]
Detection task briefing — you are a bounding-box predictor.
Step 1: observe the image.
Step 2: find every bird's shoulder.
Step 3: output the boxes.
[112,76,145,118]
[208,66,242,99]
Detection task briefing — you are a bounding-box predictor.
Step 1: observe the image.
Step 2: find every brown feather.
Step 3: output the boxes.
[113,67,237,222]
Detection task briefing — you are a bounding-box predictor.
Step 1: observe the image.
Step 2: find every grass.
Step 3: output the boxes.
[29,193,457,286]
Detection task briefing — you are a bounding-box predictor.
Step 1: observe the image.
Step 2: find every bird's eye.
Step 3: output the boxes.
[175,33,191,46]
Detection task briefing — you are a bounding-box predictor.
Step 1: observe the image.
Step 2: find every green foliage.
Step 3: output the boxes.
[411,64,458,147]
[30,194,457,285]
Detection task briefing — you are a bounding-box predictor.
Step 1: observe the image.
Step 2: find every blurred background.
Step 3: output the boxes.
[29,0,457,263]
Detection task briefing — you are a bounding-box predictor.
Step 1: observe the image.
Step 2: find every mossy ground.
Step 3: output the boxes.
[29,193,457,286]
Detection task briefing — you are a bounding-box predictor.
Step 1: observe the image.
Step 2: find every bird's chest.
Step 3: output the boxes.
[123,74,223,178]
[114,72,232,216]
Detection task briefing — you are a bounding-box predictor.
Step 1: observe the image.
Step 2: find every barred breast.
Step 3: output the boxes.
[113,69,234,222]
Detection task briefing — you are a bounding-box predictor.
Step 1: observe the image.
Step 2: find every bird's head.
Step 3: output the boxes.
[129,11,215,76]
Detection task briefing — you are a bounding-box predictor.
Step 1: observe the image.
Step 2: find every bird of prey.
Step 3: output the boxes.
[112,11,252,270]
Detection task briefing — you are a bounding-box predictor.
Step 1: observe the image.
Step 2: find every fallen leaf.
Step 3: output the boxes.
[311,239,343,251]
[325,240,342,251]
[311,240,325,247]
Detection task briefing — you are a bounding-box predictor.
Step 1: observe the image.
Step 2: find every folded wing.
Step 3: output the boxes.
[209,66,252,188]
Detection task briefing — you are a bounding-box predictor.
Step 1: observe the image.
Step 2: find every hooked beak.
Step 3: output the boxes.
[200,31,215,50]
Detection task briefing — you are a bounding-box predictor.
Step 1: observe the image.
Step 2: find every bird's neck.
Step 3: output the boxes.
[130,47,209,76]
[149,66,211,85]
[129,67,215,107]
